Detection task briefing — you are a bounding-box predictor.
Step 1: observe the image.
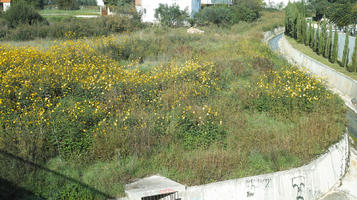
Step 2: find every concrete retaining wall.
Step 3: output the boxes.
[263,27,285,44]
[178,31,350,200]
[279,35,357,112]
[180,134,349,200]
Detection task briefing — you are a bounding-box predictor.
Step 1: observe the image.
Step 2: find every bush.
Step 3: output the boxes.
[57,0,79,10]
[2,0,48,28]
[231,4,261,23]
[194,5,261,27]
[154,3,189,27]
[0,15,144,41]
[253,67,333,115]
[194,6,233,26]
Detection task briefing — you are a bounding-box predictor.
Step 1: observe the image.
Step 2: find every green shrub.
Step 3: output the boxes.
[178,109,225,149]
[57,184,95,200]
[194,4,260,27]
[253,67,333,115]
[194,6,233,26]
[0,15,144,41]
[57,0,79,10]
[2,0,48,28]
[154,4,189,27]
[0,18,8,39]
[232,4,261,23]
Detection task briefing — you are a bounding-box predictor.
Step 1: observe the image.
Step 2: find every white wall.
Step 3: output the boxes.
[201,0,232,4]
[180,134,349,200]
[136,0,200,23]
[3,2,10,11]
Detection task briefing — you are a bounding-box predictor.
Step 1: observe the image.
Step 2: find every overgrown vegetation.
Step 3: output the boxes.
[0,10,346,198]
[194,3,261,26]
[0,1,143,41]
[154,4,189,27]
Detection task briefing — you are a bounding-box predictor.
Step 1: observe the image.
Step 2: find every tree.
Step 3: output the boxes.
[297,14,303,43]
[314,24,319,52]
[330,27,339,63]
[310,23,315,48]
[302,16,307,45]
[12,0,44,9]
[324,25,332,58]
[3,0,47,28]
[308,0,332,21]
[104,0,132,6]
[342,30,350,68]
[57,0,79,10]
[318,19,326,55]
[154,4,188,27]
[351,36,357,72]
[329,1,357,27]
[306,22,311,46]
[194,6,233,26]
[284,2,299,38]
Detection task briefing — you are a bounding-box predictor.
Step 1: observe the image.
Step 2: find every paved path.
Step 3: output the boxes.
[320,148,357,200]
[268,33,357,200]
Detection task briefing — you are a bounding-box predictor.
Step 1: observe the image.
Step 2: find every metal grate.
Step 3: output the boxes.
[142,192,179,200]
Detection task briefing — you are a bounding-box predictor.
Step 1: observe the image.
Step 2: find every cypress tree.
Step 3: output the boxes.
[306,22,311,46]
[284,8,289,35]
[297,14,302,43]
[346,48,351,70]
[324,25,332,58]
[314,25,320,53]
[310,23,315,48]
[302,17,307,45]
[292,8,298,39]
[342,30,350,68]
[318,20,327,55]
[351,36,357,72]
[331,28,338,63]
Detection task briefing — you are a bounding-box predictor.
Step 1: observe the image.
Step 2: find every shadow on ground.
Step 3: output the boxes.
[0,150,113,200]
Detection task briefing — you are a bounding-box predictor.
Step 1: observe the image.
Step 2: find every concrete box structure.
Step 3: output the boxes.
[135,0,201,23]
[125,175,185,200]
[0,0,10,12]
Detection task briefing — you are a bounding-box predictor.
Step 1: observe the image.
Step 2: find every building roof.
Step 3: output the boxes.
[0,0,11,3]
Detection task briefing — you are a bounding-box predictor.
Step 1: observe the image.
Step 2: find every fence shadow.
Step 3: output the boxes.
[0,149,113,199]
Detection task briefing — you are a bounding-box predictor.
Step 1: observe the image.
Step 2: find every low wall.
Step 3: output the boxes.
[263,27,285,44]
[180,134,349,200]
[279,35,357,112]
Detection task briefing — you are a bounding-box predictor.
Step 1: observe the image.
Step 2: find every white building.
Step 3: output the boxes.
[201,0,232,5]
[0,0,11,12]
[135,0,201,23]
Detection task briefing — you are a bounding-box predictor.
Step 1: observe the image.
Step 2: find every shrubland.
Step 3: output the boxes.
[0,1,143,41]
[0,10,346,199]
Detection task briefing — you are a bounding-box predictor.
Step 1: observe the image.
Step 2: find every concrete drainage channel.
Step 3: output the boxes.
[116,29,353,200]
[270,29,357,200]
